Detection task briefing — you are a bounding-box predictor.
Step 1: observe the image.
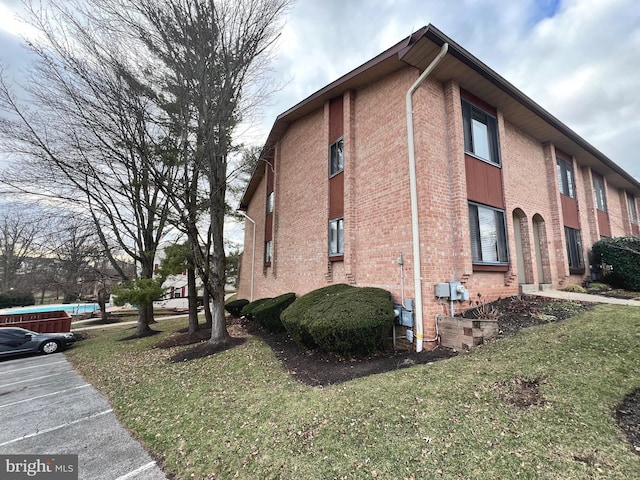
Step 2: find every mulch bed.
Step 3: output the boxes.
[148,294,639,453]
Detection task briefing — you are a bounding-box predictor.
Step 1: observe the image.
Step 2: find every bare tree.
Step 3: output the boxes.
[96,0,291,346]
[0,203,43,292]
[0,1,179,336]
[45,218,105,303]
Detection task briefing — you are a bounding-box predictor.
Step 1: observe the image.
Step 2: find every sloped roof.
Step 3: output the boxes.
[239,24,640,210]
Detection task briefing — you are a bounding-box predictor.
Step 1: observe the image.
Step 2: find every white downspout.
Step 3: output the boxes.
[241,213,256,301]
[406,42,449,352]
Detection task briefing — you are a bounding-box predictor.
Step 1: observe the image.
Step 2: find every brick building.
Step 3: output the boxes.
[237,25,640,351]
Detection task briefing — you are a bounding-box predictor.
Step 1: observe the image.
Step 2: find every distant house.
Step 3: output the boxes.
[237,25,640,351]
[152,244,202,310]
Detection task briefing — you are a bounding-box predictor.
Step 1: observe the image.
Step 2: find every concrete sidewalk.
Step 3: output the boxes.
[0,354,167,480]
[529,289,640,307]
[72,313,188,332]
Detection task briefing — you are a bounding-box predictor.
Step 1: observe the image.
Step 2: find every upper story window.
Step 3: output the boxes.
[266,191,274,214]
[329,138,344,176]
[462,99,500,165]
[593,174,607,212]
[556,156,575,198]
[628,193,638,225]
[468,202,508,264]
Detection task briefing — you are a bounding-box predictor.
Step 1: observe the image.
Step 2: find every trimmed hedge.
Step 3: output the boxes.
[225,298,249,318]
[251,292,296,332]
[0,290,35,309]
[281,284,394,357]
[592,237,640,291]
[241,297,272,320]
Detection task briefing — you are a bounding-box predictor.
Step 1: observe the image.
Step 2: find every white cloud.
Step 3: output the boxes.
[249,0,640,181]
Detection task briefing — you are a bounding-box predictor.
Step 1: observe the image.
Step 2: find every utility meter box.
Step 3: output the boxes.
[449,281,464,301]
[393,299,414,327]
[435,281,469,301]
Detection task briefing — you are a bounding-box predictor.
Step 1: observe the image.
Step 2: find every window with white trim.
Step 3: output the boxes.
[468,203,508,264]
[329,218,344,256]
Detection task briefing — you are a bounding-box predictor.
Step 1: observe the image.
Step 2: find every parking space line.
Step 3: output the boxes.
[0,359,68,375]
[0,384,91,409]
[0,409,113,447]
[0,371,65,388]
[115,461,157,480]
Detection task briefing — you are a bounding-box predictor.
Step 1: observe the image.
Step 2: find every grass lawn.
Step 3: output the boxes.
[66,304,640,479]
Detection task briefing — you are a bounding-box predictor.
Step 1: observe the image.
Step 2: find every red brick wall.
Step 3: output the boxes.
[237,62,632,347]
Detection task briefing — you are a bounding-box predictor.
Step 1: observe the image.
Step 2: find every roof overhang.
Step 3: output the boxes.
[239,24,640,210]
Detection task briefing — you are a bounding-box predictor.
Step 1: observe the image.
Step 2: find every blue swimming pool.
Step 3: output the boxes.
[0,303,104,315]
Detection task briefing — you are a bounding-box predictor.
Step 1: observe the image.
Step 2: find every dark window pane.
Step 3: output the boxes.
[330,138,344,175]
[469,203,507,264]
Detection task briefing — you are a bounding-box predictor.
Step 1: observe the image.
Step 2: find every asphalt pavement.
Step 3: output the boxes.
[0,353,168,480]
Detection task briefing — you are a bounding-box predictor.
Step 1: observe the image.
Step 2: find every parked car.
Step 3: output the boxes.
[0,327,76,357]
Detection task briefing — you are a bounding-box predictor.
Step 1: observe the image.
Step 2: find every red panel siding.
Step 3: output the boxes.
[460,89,497,115]
[597,209,611,237]
[560,195,580,229]
[329,172,344,218]
[465,155,504,208]
[329,97,344,143]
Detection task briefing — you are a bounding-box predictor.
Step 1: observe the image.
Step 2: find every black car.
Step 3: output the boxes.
[0,327,76,356]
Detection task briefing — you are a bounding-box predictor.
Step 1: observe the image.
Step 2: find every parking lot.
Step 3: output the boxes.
[0,353,167,479]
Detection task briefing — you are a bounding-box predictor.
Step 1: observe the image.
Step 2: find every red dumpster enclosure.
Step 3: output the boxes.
[0,310,72,333]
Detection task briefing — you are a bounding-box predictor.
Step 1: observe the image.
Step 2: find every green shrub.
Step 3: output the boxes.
[587,282,610,292]
[241,297,272,320]
[563,285,586,293]
[281,284,353,349]
[0,290,35,309]
[592,237,640,291]
[252,293,296,332]
[224,298,249,318]
[281,284,394,357]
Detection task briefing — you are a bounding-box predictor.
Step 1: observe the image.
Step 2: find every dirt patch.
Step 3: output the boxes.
[493,376,546,408]
[243,320,455,386]
[616,388,640,455]
[170,337,247,363]
[461,295,594,336]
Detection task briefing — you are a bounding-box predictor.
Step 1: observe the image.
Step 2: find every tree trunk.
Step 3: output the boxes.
[187,267,199,336]
[203,288,212,328]
[136,302,153,336]
[208,177,230,346]
[97,287,109,323]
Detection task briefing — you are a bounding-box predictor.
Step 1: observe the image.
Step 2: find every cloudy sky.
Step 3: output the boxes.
[1,0,639,186]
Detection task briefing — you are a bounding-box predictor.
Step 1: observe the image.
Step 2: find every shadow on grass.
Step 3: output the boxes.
[169,337,246,363]
[118,329,162,341]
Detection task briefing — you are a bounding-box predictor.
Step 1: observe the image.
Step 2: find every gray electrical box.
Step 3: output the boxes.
[393,299,414,327]
[435,283,450,298]
[435,281,469,301]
